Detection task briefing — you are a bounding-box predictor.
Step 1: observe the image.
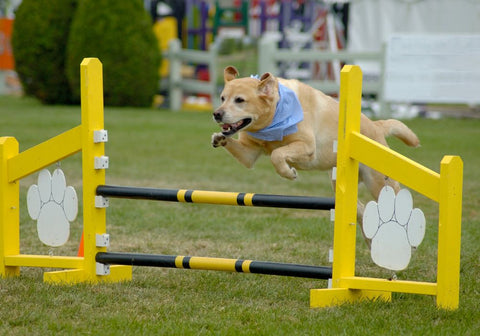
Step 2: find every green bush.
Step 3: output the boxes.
[66,0,161,107]
[11,0,78,104]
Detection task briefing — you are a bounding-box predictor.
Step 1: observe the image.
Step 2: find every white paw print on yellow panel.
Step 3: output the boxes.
[363,186,426,271]
[27,168,78,247]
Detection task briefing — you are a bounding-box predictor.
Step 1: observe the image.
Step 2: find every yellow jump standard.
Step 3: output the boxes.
[309,65,462,310]
[0,58,132,284]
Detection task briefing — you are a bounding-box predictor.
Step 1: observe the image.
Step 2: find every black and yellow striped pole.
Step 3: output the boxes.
[96,185,335,210]
[96,252,332,279]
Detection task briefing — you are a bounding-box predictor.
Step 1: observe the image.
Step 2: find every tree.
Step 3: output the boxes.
[11,0,78,104]
[66,0,161,107]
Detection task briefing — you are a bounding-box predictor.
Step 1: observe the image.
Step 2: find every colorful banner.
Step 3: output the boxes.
[0,18,15,70]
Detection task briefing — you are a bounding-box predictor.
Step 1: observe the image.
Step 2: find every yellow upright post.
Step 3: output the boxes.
[81,57,107,281]
[311,65,391,307]
[330,65,361,282]
[44,58,131,283]
[436,155,463,309]
[0,137,20,277]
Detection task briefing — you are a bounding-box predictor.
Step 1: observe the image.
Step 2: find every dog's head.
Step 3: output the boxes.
[213,66,278,137]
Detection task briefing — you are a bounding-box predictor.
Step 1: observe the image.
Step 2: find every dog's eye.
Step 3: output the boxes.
[234,97,245,104]
[221,96,225,102]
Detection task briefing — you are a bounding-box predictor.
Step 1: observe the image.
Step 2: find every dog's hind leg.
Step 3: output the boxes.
[356,200,372,248]
[330,169,371,248]
[360,164,400,200]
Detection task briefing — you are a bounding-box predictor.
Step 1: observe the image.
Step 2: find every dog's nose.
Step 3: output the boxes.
[213,110,224,122]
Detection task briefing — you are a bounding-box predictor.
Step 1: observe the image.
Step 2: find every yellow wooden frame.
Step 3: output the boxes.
[0,58,131,283]
[310,65,463,310]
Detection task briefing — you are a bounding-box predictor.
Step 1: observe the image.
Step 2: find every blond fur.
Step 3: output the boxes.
[212,66,419,204]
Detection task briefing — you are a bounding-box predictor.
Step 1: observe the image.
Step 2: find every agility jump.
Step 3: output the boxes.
[0,58,462,310]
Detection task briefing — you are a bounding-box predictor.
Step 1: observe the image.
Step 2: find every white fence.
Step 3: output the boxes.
[257,36,384,97]
[166,39,220,110]
[166,36,383,112]
[166,35,480,114]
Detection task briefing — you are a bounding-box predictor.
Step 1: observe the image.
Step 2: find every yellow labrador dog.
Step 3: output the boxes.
[211,66,419,206]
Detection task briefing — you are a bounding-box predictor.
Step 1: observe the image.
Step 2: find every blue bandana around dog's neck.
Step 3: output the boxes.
[247,82,304,141]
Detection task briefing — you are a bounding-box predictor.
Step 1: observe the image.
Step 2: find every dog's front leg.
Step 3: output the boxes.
[270,141,314,180]
[212,132,262,168]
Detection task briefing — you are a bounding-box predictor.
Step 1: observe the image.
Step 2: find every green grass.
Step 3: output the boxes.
[0,95,479,335]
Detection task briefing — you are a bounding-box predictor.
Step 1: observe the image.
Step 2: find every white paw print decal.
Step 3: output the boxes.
[27,168,78,247]
[363,186,426,271]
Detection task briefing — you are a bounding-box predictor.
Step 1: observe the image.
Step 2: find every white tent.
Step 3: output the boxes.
[348,0,480,74]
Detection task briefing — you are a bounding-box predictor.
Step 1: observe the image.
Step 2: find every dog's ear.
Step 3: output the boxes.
[224,66,239,82]
[257,72,276,97]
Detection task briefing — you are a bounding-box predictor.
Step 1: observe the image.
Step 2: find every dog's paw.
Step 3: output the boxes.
[211,132,227,147]
[363,186,426,271]
[277,166,297,180]
[289,167,298,180]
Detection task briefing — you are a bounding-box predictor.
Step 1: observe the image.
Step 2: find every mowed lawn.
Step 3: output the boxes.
[0,95,479,335]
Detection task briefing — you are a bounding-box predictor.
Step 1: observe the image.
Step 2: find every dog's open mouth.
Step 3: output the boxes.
[220,118,252,136]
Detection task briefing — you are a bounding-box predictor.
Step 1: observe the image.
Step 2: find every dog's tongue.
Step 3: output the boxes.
[222,120,244,131]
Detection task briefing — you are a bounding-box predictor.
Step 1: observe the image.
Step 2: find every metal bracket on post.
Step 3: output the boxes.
[96,233,110,247]
[96,262,110,276]
[95,196,109,208]
[94,156,109,169]
[93,130,108,143]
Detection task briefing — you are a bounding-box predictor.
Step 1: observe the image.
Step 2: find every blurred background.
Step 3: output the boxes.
[1,0,479,117]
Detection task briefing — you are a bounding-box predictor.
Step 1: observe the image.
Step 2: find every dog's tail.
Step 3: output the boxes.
[375,119,420,147]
